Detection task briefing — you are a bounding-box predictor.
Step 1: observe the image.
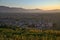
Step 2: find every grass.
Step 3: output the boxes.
[0,27,60,40]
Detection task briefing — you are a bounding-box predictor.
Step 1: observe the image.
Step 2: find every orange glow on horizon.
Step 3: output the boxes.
[39,5,60,10]
[24,5,60,10]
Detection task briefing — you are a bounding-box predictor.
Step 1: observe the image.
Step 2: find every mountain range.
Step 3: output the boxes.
[0,6,60,13]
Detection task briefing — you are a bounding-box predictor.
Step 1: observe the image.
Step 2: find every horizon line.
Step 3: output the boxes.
[0,6,60,11]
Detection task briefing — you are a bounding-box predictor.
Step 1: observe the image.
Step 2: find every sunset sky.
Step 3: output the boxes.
[0,0,60,10]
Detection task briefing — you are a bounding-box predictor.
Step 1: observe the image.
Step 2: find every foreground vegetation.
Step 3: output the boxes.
[0,26,60,40]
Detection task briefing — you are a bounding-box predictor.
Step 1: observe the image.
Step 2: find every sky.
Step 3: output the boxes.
[0,0,60,10]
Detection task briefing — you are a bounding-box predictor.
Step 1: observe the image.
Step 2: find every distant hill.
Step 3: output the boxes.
[0,6,60,13]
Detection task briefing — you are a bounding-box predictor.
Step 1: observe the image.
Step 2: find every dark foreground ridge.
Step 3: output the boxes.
[0,26,60,40]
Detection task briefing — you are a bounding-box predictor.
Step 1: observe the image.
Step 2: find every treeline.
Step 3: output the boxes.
[0,22,59,30]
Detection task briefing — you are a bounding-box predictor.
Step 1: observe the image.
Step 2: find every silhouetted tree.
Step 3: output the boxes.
[28,24,35,28]
[0,23,7,28]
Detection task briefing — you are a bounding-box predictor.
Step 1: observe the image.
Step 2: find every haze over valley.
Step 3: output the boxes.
[0,0,60,40]
[0,6,60,13]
